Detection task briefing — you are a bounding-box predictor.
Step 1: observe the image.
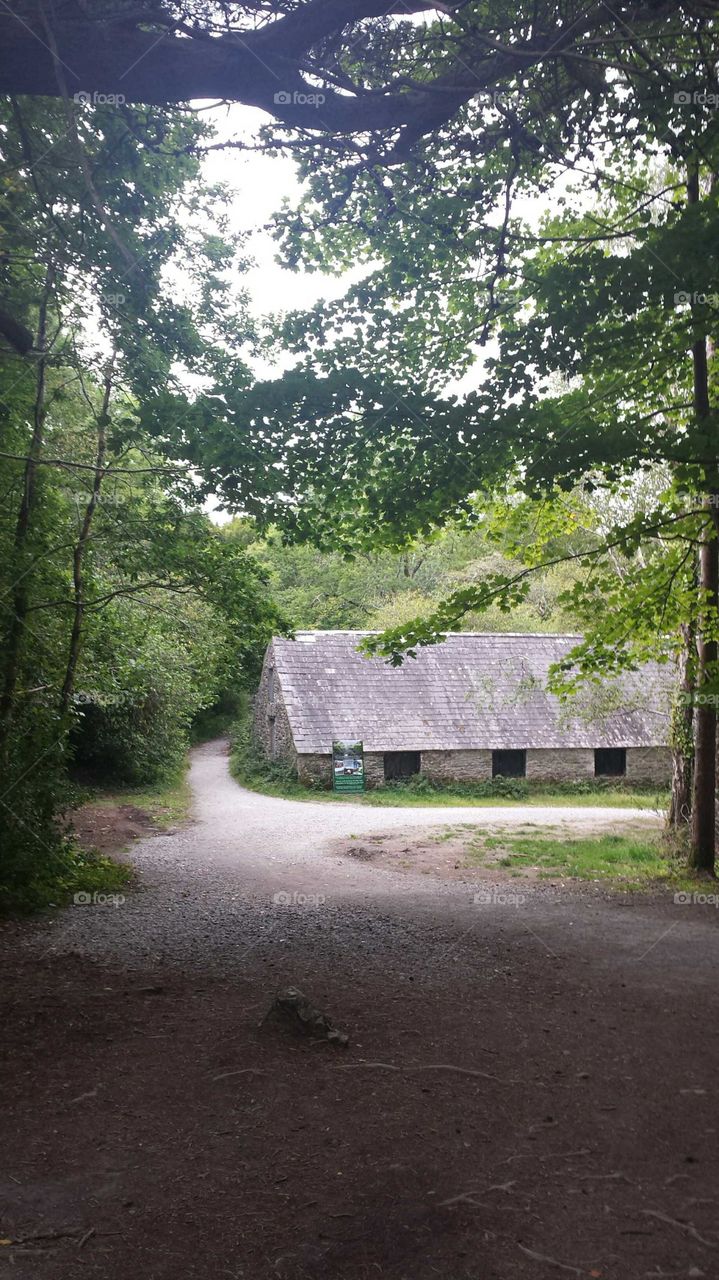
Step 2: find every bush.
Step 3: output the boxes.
[382,775,436,796]
[383,774,530,799]
[546,776,659,796]
[71,620,218,786]
[0,822,130,916]
[71,692,184,785]
[191,690,244,744]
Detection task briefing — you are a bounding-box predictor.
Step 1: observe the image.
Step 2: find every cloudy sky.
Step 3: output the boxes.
[202,103,359,324]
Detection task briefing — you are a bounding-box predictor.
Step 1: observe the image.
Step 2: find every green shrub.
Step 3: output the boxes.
[380,773,664,801]
[191,690,244,744]
[0,825,130,916]
[384,774,530,799]
[382,775,436,796]
[71,619,218,786]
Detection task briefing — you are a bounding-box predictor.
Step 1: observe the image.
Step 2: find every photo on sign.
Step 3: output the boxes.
[332,741,365,791]
[333,742,363,775]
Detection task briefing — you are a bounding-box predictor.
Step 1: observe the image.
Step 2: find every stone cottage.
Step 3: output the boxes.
[253,631,672,788]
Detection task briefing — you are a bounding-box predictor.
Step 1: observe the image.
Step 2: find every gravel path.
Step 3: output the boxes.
[22,739,708,990]
[5,740,719,1280]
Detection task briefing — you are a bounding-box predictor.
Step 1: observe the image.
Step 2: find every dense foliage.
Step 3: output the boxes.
[3,0,719,886]
[0,96,285,909]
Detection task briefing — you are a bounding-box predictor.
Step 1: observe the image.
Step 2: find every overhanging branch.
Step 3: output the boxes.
[0,0,683,148]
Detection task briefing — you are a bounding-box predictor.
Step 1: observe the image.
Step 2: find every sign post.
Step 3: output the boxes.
[332,740,365,793]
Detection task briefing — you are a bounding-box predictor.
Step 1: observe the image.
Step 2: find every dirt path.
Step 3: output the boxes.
[2,739,718,1280]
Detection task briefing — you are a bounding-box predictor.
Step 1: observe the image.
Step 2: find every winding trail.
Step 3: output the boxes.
[34,740,698,983]
[3,739,719,1280]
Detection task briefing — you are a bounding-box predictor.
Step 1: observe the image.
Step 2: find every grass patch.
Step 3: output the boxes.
[2,764,190,917]
[231,731,320,800]
[354,785,666,810]
[230,715,328,799]
[84,765,192,829]
[468,831,679,883]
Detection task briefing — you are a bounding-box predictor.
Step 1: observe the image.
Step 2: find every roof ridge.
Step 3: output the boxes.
[282,630,586,639]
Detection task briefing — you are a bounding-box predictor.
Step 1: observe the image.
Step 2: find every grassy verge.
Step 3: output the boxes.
[230,717,324,799]
[467,829,686,885]
[82,765,193,829]
[1,763,192,917]
[349,784,667,810]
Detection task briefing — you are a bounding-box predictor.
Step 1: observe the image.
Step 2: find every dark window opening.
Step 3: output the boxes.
[492,749,526,778]
[384,751,421,781]
[594,748,626,777]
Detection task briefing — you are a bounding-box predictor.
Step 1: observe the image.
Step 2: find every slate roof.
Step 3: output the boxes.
[269,631,672,754]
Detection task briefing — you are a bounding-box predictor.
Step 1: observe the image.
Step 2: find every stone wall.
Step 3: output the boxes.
[625,747,672,785]
[421,749,492,783]
[296,753,332,786]
[296,751,384,789]
[294,745,672,788]
[526,748,595,782]
[253,644,296,767]
[364,753,385,788]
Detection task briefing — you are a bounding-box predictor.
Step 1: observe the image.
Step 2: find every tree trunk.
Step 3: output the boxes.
[687,156,717,874]
[59,368,112,715]
[669,622,693,827]
[690,511,717,871]
[0,269,53,758]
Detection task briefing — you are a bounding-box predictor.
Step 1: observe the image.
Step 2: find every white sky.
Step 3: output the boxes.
[199,103,361,522]
[199,101,561,388]
[202,103,361,324]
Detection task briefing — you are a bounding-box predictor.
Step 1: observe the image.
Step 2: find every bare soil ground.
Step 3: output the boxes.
[330,823,559,882]
[69,802,161,857]
[1,741,717,1280]
[327,818,660,885]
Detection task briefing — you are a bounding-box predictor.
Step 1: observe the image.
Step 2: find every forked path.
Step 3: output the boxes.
[39,738,667,972]
[4,739,719,1280]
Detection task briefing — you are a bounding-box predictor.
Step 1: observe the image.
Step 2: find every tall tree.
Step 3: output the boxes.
[0,92,280,905]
